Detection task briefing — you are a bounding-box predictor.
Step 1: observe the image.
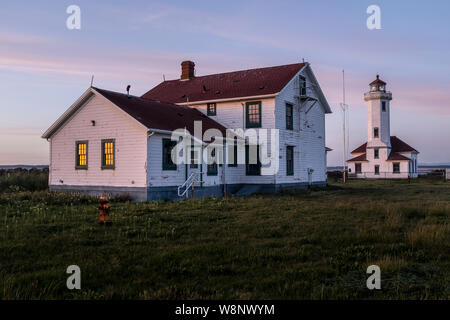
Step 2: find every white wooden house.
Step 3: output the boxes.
[348,76,419,179]
[42,61,332,201]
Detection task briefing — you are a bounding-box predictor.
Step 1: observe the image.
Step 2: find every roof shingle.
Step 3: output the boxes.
[94,87,227,138]
[141,63,306,104]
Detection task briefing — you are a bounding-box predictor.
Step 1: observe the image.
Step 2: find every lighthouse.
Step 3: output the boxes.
[348,75,419,178]
[364,75,392,150]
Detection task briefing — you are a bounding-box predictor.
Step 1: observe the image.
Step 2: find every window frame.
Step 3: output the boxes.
[299,75,307,96]
[393,162,400,174]
[286,146,294,176]
[190,145,199,169]
[207,163,218,176]
[245,101,262,128]
[75,140,88,170]
[374,127,379,138]
[162,138,177,171]
[382,101,386,112]
[355,163,362,174]
[285,103,293,130]
[374,148,379,159]
[227,139,238,167]
[101,139,115,170]
[245,144,261,176]
[207,148,218,176]
[207,103,216,116]
[374,165,380,175]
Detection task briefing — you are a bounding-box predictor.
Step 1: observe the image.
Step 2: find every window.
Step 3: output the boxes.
[207,103,216,116]
[355,163,362,174]
[162,138,177,170]
[374,148,379,159]
[286,103,293,130]
[190,146,198,169]
[207,148,218,176]
[393,162,400,173]
[374,165,380,175]
[286,146,294,176]
[101,139,115,169]
[246,101,261,128]
[75,141,88,169]
[382,101,386,112]
[245,145,261,176]
[227,139,238,167]
[374,127,379,138]
[299,75,307,96]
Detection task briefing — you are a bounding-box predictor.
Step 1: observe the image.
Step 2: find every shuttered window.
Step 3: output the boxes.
[101,139,115,169]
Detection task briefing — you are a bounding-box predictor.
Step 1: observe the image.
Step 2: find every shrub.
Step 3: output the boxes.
[0,169,48,193]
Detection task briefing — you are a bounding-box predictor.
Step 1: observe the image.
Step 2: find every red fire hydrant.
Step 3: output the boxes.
[98,196,112,225]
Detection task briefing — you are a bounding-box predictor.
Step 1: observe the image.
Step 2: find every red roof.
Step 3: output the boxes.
[351,142,367,154]
[390,136,418,153]
[370,75,386,86]
[347,153,368,162]
[141,63,306,104]
[94,88,227,138]
[351,136,418,154]
[387,152,410,161]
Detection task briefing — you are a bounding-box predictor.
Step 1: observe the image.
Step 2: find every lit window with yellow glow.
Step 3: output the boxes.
[102,139,115,169]
[75,141,88,169]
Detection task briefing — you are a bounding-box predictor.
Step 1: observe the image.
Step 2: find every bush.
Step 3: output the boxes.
[0,169,48,193]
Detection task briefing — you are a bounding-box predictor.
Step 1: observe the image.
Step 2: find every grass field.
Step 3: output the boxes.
[0,176,449,299]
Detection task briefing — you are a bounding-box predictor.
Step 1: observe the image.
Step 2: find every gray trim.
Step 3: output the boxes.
[101,138,116,170]
[50,184,147,201]
[75,140,88,170]
[50,181,327,203]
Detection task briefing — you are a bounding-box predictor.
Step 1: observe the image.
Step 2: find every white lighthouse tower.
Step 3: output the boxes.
[364,75,392,159]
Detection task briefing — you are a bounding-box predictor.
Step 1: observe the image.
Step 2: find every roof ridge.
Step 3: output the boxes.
[162,62,305,82]
[94,86,188,107]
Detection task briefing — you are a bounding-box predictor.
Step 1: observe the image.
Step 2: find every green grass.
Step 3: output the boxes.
[0,179,449,299]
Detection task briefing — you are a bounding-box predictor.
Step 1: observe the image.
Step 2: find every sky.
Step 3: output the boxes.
[0,0,449,166]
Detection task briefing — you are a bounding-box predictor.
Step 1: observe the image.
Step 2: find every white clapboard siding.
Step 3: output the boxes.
[147,133,187,187]
[49,94,148,187]
[189,99,278,184]
[274,69,327,184]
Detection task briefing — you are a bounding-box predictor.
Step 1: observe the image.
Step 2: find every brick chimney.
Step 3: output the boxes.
[181,60,195,80]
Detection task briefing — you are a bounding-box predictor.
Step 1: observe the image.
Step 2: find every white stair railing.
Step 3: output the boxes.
[178,172,199,197]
